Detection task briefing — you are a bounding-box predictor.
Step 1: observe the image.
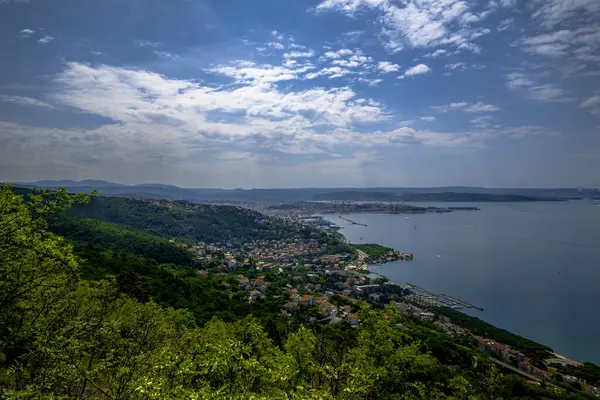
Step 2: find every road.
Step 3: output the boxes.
[490,358,560,390]
[490,358,540,382]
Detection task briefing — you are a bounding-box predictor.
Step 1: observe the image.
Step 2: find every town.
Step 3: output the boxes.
[160,202,599,398]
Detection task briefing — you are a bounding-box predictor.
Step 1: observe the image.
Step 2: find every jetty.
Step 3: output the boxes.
[338,216,367,226]
[406,283,484,311]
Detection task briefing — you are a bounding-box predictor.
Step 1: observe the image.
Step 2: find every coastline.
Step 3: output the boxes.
[331,216,593,370]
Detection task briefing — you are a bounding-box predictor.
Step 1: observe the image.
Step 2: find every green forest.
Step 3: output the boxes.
[0,185,597,399]
[62,196,304,244]
[353,243,396,261]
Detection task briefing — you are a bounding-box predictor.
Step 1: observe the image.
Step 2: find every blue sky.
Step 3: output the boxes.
[0,0,599,188]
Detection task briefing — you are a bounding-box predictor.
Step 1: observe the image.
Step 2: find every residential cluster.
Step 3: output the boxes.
[175,209,599,396]
[392,301,600,396]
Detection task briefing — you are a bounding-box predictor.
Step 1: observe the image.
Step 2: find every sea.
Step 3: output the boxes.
[322,201,600,364]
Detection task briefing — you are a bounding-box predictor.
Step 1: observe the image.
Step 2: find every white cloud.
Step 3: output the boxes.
[424,49,448,57]
[505,72,535,89]
[506,72,573,102]
[316,0,386,12]
[420,116,436,121]
[210,60,313,84]
[357,78,383,86]
[289,43,307,50]
[0,95,54,109]
[432,102,500,113]
[154,51,180,60]
[332,60,361,68]
[581,94,600,115]
[267,42,285,50]
[342,30,364,38]
[533,0,600,27]
[271,30,284,41]
[18,28,34,38]
[350,54,372,63]
[322,48,354,59]
[399,63,431,79]
[283,50,315,59]
[519,27,600,65]
[445,62,467,70]
[134,40,161,48]
[527,85,572,102]
[520,30,574,57]
[497,18,514,31]
[317,0,491,53]
[377,61,400,73]
[217,151,271,163]
[469,116,493,129]
[38,36,54,44]
[51,62,388,155]
[306,66,353,79]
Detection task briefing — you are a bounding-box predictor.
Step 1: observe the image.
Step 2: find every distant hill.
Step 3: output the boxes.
[18,179,127,188]
[59,196,319,245]
[314,191,566,202]
[8,180,595,202]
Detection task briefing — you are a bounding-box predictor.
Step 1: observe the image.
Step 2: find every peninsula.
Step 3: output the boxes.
[266,201,480,215]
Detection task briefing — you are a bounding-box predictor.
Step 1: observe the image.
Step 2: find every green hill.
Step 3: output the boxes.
[1,185,596,399]
[48,216,196,266]
[63,196,303,244]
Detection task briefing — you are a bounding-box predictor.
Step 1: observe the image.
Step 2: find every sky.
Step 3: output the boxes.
[0,0,599,188]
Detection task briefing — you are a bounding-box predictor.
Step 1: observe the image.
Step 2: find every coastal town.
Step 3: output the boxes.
[165,205,600,398]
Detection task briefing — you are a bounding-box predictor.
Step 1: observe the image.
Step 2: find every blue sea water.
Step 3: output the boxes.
[323,201,600,364]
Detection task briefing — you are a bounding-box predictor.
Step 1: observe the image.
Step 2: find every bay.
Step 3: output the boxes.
[323,201,600,364]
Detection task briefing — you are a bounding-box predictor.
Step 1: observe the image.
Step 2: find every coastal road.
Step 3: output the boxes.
[490,358,540,382]
[490,358,560,390]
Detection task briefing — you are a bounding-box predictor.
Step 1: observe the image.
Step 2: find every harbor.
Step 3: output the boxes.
[338,216,368,226]
[406,283,484,311]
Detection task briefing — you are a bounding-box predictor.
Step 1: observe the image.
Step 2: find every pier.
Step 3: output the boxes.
[338,216,367,226]
[406,283,484,311]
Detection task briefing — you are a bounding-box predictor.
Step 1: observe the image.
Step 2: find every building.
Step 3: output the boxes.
[249,290,261,301]
[519,360,532,374]
[433,321,450,332]
[300,295,314,306]
[347,313,359,327]
[227,259,237,271]
[319,301,334,316]
[356,284,381,294]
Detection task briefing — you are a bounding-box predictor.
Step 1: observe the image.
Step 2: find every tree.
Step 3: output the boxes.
[0,185,91,368]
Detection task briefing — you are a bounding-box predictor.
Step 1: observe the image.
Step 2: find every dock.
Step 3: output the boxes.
[406,283,484,311]
[338,216,367,226]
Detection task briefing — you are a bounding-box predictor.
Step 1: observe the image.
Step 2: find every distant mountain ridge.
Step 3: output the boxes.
[313,191,566,202]
[8,180,597,202]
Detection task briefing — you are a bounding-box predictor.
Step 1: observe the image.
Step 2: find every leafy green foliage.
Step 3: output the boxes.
[63,196,304,244]
[557,362,600,387]
[0,186,596,399]
[353,243,395,260]
[48,216,196,266]
[435,306,553,364]
[74,246,288,325]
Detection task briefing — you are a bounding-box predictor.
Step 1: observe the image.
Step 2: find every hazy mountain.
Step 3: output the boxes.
[9,180,594,202]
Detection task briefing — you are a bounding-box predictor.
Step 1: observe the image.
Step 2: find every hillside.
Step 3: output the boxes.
[2,185,599,399]
[48,216,197,266]
[62,196,303,244]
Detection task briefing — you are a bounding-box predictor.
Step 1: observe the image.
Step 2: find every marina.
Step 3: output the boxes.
[406,283,484,311]
[338,216,368,226]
